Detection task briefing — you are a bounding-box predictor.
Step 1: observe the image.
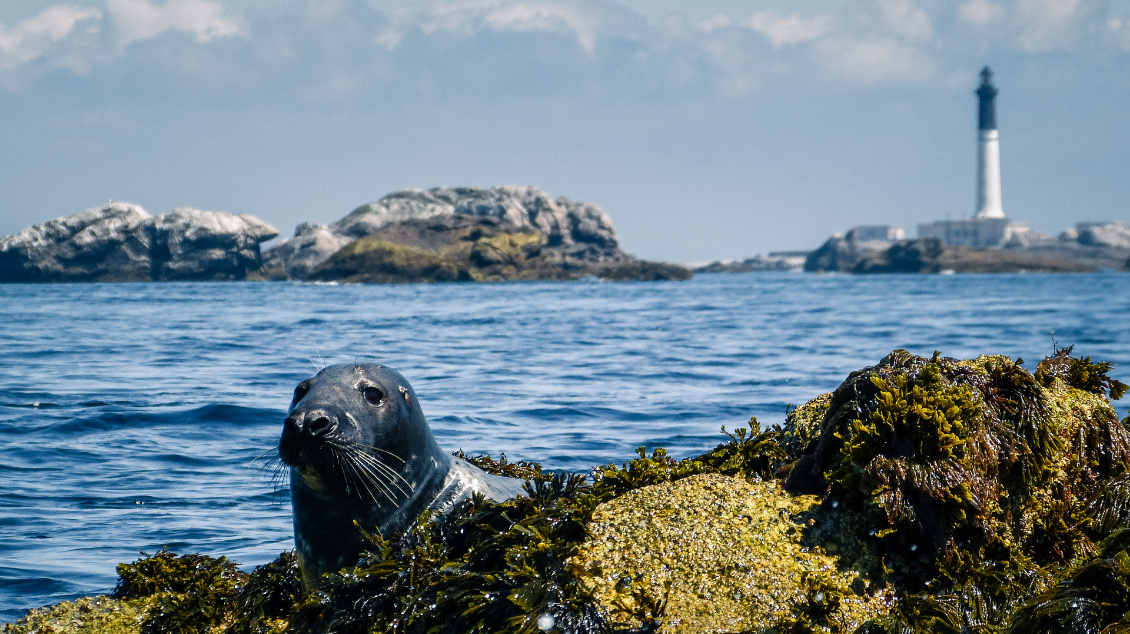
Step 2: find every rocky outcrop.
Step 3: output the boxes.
[992,222,1130,270]
[804,229,896,273]
[0,203,278,283]
[852,238,1094,273]
[806,234,1096,274]
[694,252,808,273]
[262,186,688,283]
[1076,222,1130,249]
[303,214,689,283]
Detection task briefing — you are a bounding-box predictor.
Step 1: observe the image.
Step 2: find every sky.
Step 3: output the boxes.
[1,0,1128,263]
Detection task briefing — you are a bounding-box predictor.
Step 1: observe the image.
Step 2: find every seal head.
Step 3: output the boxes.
[278,363,526,587]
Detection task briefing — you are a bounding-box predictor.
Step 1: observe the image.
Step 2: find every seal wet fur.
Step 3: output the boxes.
[278,363,527,588]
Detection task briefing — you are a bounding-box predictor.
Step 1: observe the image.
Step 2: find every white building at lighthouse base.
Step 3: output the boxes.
[917,217,1032,248]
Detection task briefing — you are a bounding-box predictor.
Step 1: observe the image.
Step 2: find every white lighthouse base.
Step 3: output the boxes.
[975,128,1004,219]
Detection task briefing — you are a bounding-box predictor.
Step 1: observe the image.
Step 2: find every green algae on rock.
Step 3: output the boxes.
[573,473,891,633]
[1,596,147,634]
[783,348,1130,632]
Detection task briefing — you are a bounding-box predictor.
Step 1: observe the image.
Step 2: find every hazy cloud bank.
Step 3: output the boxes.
[1,0,1125,98]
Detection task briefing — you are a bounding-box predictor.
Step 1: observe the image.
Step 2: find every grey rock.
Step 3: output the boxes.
[695,252,808,274]
[261,186,621,280]
[0,203,278,283]
[853,239,1094,274]
[1003,230,1051,248]
[253,222,353,280]
[804,229,895,273]
[1077,222,1130,249]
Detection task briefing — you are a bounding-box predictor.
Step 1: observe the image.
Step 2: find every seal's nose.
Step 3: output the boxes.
[279,409,338,467]
[285,409,337,437]
[308,415,333,437]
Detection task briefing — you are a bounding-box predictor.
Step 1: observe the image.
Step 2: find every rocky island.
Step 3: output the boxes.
[803,224,1130,274]
[0,187,691,284]
[0,203,279,282]
[255,186,689,283]
[7,346,1130,633]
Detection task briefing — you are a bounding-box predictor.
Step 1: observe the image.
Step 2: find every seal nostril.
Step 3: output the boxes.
[309,417,333,436]
[285,415,302,432]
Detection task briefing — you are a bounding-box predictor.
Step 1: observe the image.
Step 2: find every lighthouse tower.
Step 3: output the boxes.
[918,67,1031,247]
[974,66,1004,219]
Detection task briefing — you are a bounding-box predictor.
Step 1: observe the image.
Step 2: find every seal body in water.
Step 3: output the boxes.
[278,363,527,587]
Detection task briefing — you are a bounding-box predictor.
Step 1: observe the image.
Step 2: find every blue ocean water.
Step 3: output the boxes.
[2,272,1128,622]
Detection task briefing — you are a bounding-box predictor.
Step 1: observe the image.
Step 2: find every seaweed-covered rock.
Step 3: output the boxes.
[574,473,890,632]
[781,348,1130,632]
[1,596,145,634]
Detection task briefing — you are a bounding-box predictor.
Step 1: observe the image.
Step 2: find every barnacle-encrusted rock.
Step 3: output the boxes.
[1,596,144,634]
[573,473,891,632]
[781,392,831,458]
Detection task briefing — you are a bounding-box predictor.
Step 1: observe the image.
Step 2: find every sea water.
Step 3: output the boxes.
[2,272,1128,621]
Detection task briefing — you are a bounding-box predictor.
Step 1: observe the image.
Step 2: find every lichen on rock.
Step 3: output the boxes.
[1,596,146,634]
[573,473,890,633]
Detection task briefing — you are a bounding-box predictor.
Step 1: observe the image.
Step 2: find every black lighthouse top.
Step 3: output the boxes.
[976,66,998,130]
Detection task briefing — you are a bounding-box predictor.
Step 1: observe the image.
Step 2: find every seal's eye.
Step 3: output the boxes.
[292,383,309,406]
[362,386,384,405]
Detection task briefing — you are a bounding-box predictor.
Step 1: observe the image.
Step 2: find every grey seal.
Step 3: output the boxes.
[277,363,527,588]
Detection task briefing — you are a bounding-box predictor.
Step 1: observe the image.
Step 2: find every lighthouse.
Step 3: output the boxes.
[917,67,1032,247]
[974,66,1004,219]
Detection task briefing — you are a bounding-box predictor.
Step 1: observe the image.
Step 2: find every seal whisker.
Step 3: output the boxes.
[333,447,383,506]
[348,450,411,498]
[314,341,326,370]
[358,445,409,465]
[346,449,407,502]
[249,447,290,494]
[328,445,375,503]
[326,439,413,489]
[330,443,401,504]
[346,446,414,491]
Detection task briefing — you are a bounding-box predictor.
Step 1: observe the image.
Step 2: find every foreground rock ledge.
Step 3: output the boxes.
[7,347,1130,634]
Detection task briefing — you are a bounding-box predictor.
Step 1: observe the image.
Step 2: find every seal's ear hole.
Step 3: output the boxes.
[399,386,411,404]
[362,386,385,405]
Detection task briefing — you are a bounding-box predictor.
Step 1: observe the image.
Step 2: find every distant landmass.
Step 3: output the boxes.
[803,225,1130,274]
[0,187,691,284]
[693,223,1130,275]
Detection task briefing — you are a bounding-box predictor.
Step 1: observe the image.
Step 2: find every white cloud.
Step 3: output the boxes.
[958,0,1007,26]
[816,34,937,84]
[380,0,638,55]
[745,10,833,47]
[106,0,243,46]
[1010,0,1089,52]
[1106,17,1130,50]
[877,0,933,42]
[0,5,102,70]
